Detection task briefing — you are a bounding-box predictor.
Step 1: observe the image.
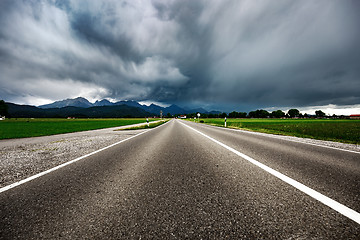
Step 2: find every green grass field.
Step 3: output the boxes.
[190,118,360,144]
[0,118,158,139]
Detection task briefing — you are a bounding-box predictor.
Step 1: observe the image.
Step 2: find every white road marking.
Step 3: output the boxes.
[193,121,360,154]
[0,121,171,194]
[179,120,360,225]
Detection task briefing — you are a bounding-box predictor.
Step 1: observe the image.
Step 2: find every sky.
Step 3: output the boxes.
[0,0,360,114]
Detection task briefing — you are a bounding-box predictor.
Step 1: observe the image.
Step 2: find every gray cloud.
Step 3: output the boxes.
[0,0,359,112]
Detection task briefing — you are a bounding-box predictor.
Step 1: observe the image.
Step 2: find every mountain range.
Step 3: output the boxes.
[38,97,215,115]
[4,97,220,118]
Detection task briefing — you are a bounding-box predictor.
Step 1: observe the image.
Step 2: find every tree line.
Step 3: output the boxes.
[0,100,8,116]
[185,109,332,119]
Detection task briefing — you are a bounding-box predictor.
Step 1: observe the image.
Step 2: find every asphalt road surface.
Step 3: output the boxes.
[1,120,359,239]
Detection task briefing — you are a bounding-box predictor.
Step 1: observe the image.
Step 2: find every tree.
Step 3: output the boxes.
[287,109,300,118]
[238,112,247,118]
[201,113,209,118]
[229,111,239,118]
[271,110,285,118]
[315,110,326,118]
[248,109,270,118]
[219,112,227,118]
[228,111,237,118]
[0,100,8,116]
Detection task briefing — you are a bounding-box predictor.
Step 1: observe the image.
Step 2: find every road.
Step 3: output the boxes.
[1,119,359,239]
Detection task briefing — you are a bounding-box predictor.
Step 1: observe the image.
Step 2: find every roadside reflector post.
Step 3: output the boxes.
[225,117,227,127]
[197,113,200,123]
[146,118,149,127]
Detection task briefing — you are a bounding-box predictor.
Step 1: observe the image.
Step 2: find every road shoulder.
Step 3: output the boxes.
[0,121,160,188]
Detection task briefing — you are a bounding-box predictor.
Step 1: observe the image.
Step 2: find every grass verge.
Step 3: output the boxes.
[187,118,360,144]
[116,120,168,130]
[0,118,159,139]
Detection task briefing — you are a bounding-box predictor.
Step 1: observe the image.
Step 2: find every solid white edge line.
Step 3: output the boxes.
[179,120,360,225]
[190,121,360,155]
[0,120,170,194]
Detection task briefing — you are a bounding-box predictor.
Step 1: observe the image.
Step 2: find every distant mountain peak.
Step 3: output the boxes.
[95,99,110,103]
[93,99,113,107]
[39,97,92,109]
[74,96,87,100]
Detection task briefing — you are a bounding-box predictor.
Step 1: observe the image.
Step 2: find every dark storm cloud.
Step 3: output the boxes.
[0,0,359,111]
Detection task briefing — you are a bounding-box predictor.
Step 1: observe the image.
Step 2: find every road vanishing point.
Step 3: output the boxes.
[1,119,359,239]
